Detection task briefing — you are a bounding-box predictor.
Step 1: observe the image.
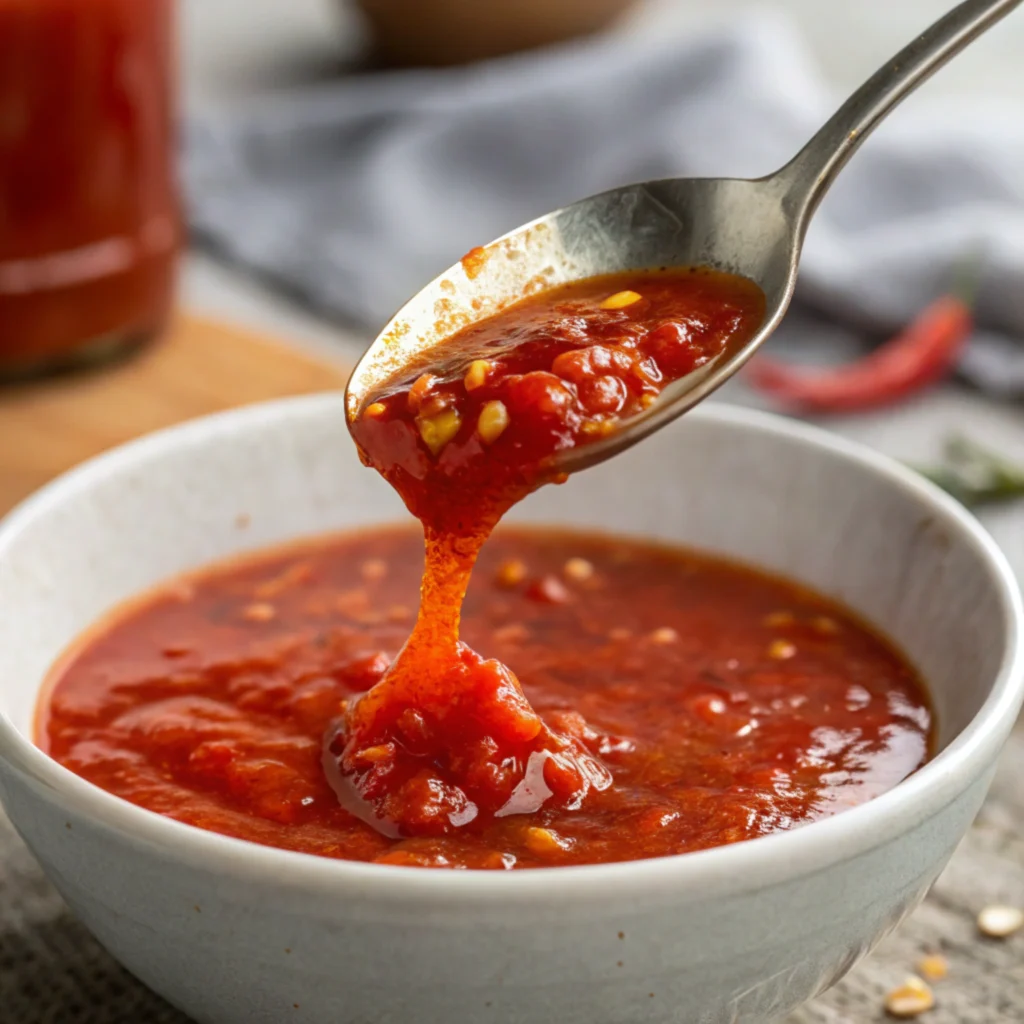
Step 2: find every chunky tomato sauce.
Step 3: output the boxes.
[339,270,767,835]
[39,267,931,866]
[40,526,930,868]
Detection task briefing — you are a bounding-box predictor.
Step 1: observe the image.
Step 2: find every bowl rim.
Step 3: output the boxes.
[0,395,1021,904]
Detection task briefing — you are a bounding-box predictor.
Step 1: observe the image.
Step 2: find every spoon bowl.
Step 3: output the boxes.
[347,0,1021,475]
[347,174,796,473]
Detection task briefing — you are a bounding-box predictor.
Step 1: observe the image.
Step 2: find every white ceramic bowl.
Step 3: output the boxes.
[0,396,1021,1024]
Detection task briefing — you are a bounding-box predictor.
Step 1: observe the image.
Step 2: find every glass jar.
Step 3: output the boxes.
[0,0,180,379]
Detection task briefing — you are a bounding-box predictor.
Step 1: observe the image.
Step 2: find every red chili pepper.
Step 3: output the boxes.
[749,295,974,413]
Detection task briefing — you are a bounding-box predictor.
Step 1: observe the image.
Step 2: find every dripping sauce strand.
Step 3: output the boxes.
[333,268,767,836]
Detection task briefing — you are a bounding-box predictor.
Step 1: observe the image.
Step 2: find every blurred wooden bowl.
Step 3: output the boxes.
[355,0,641,67]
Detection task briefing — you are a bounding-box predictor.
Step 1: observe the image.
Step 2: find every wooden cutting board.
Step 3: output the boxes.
[0,313,349,516]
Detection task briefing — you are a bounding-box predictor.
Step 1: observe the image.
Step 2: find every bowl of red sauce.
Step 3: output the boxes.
[0,393,1021,1024]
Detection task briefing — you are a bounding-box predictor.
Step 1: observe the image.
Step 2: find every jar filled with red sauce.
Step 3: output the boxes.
[0,0,180,379]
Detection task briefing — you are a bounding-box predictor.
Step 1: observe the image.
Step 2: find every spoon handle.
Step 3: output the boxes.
[781,0,1022,224]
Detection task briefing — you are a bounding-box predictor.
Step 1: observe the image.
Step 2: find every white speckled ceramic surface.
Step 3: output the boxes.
[0,397,1020,1024]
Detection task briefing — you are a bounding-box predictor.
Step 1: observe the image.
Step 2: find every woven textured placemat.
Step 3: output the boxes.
[2,727,1021,1023]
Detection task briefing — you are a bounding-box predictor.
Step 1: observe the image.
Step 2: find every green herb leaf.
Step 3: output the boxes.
[912,435,1024,507]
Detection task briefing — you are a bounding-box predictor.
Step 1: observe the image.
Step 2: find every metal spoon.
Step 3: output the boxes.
[347,0,1021,475]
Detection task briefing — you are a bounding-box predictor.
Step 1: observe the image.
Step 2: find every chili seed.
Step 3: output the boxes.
[496,559,527,587]
[977,904,1023,938]
[418,408,462,455]
[640,394,657,409]
[884,976,935,1018]
[464,359,492,391]
[649,627,679,645]
[242,602,276,622]
[387,605,412,622]
[407,372,437,412]
[493,623,529,644]
[581,417,618,438]
[524,826,569,856]
[477,401,510,445]
[361,559,388,582]
[599,290,642,310]
[812,615,840,635]
[767,639,797,660]
[763,610,795,628]
[916,954,948,982]
[418,392,455,418]
[563,557,594,582]
[364,402,387,418]
[355,743,395,765]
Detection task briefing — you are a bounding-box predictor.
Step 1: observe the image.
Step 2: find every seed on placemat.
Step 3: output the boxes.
[884,976,935,1018]
[916,954,948,982]
[977,904,1023,938]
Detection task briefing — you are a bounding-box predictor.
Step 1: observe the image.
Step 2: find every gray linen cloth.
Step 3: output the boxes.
[185,13,1024,393]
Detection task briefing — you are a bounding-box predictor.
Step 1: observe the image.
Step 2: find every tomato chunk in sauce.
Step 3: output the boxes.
[40,527,931,869]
